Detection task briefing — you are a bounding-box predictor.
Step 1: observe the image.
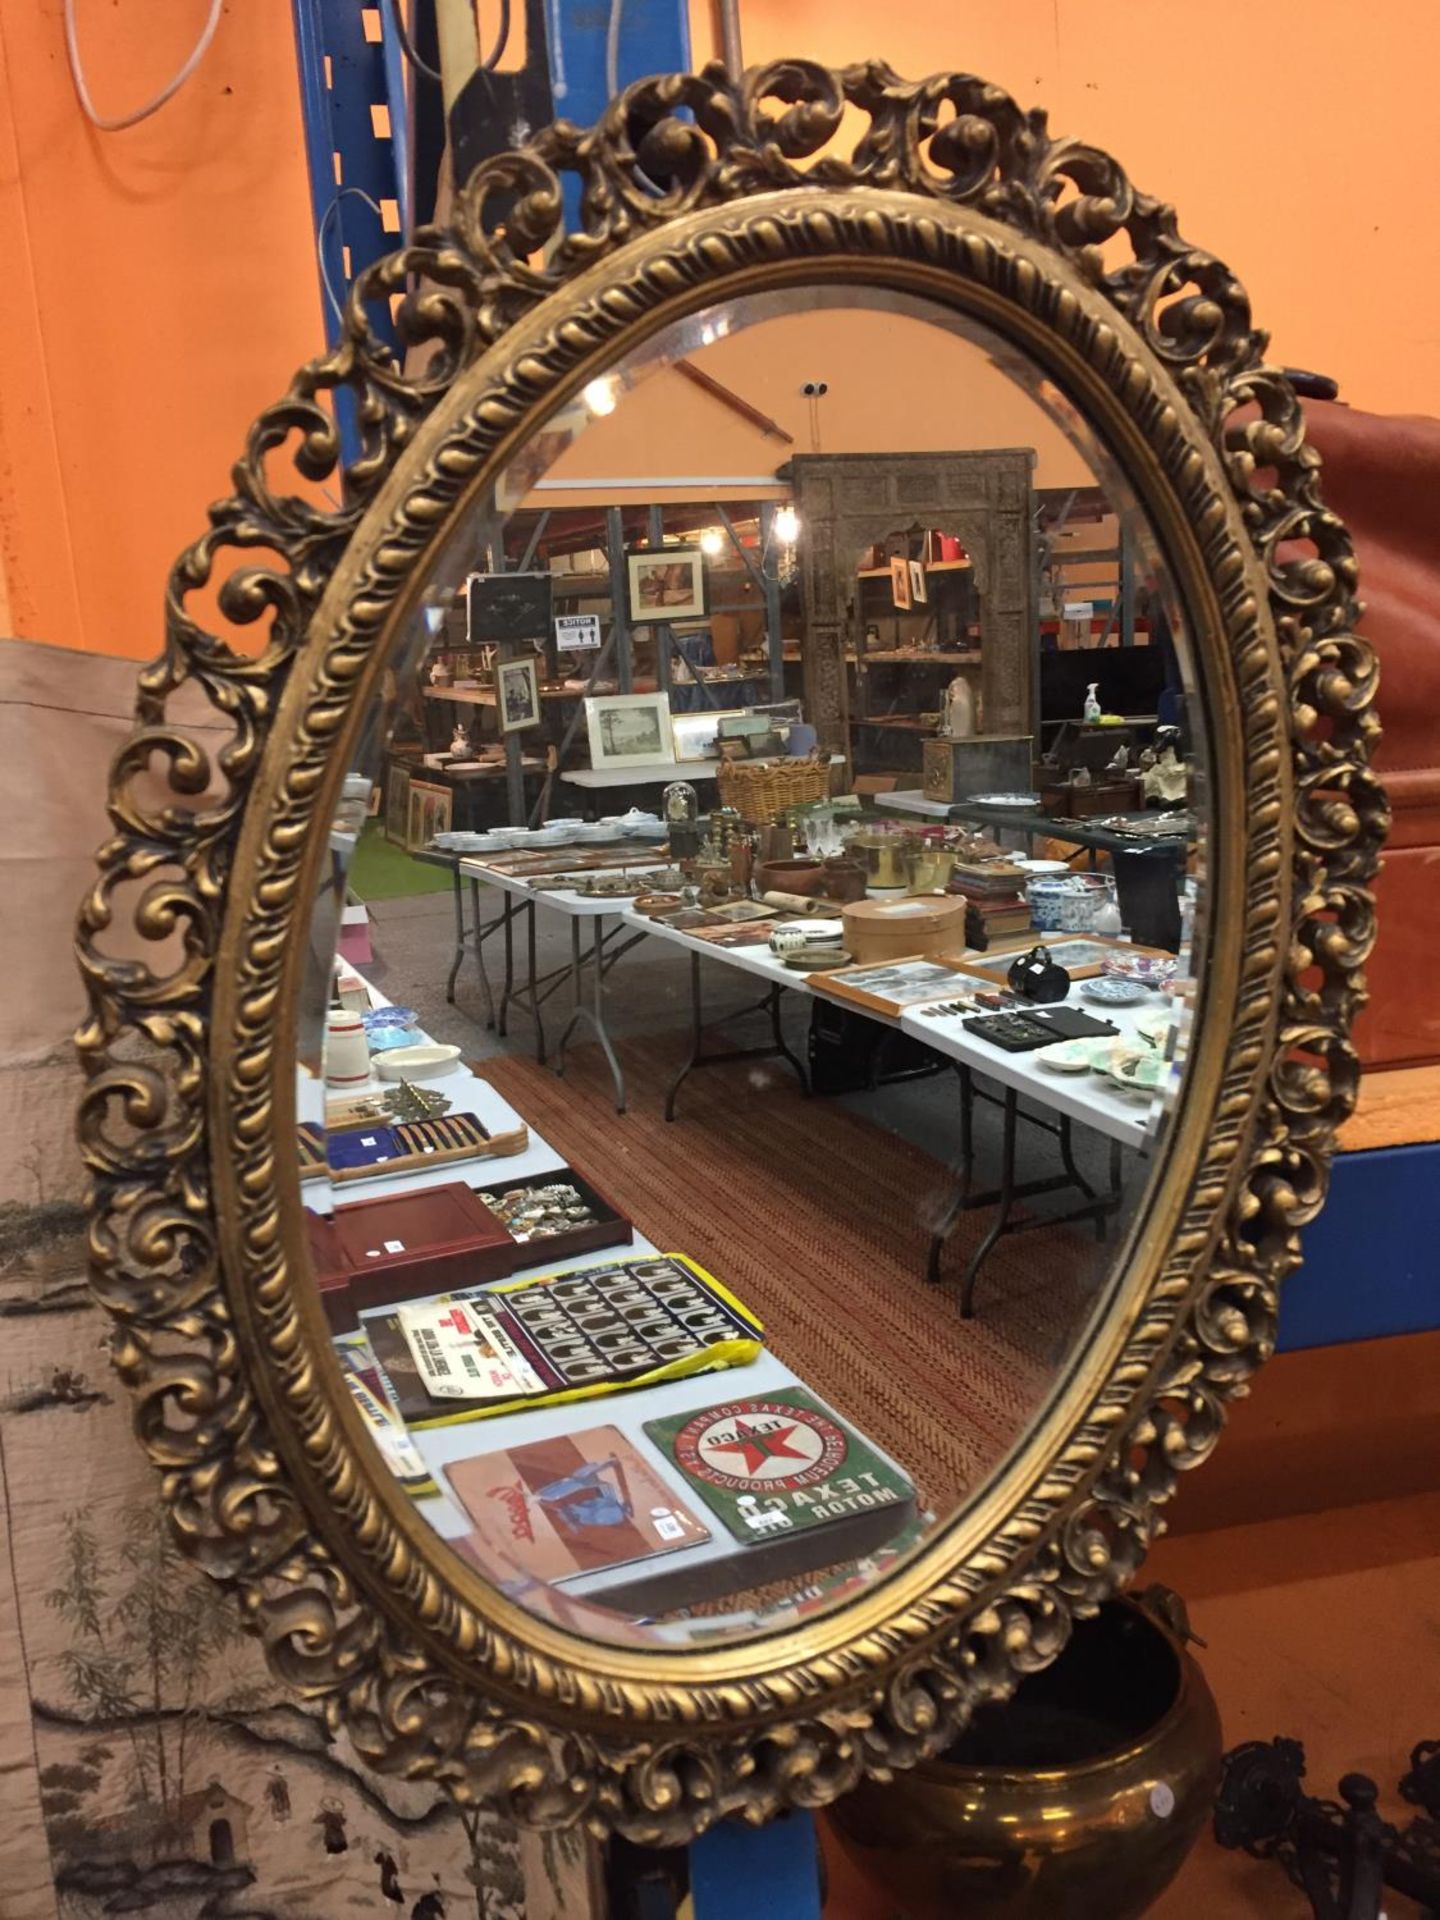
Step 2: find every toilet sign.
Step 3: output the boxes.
[555,612,602,651]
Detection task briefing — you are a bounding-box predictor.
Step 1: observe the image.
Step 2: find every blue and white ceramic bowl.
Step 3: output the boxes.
[367,1025,428,1052]
[1082,975,1151,1007]
[362,1006,419,1033]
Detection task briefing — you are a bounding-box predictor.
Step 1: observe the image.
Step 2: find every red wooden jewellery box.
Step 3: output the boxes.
[307,1181,515,1322]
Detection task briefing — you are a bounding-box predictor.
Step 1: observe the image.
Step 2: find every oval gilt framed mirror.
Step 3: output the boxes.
[76,61,1382,1841]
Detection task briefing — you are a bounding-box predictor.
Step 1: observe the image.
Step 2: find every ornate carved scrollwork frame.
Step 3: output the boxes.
[75,61,1384,1843]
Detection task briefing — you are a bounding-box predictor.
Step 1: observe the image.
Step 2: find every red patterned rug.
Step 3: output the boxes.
[476,1038,1104,1515]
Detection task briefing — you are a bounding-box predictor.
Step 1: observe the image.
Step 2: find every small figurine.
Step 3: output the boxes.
[1141,743,1188,805]
[1106,744,1130,774]
[1083,681,1102,723]
[449,722,472,758]
[944,672,975,740]
[428,655,452,687]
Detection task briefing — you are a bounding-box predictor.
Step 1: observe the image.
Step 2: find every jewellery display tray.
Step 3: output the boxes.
[300,1111,530,1183]
[963,1007,1120,1053]
[306,1168,634,1330]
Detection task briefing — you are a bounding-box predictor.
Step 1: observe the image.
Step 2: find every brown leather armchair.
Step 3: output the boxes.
[1302,401,1440,1069]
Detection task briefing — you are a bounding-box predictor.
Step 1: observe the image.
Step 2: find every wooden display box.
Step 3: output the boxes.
[480,1167,634,1269]
[922,733,1034,803]
[308,1181,515,1319]
[1036,776,1143,818]
[305,1211,362,1334]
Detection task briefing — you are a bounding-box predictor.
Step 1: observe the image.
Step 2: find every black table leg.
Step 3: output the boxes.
[528,901,546,1065]
[768,985,810,1095]
[926,1066,975,1286]
[927,1071,1131,1311]
[664,955,805,1121]
[469,877,497,1030]
[555,917,628,1113]
[444,864,465,1003]
[664,952,706,1123]
[960,1089,1019,1318]
[498,897,515,1038]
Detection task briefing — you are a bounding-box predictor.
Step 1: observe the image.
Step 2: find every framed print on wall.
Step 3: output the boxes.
[406,779,452,851]
[628,546,705,623]
[584,692,675,771]
[889,554,912,610]
[496,655,541,732]
[384,761,412,846]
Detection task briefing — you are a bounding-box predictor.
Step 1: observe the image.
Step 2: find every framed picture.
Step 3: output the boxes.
[909,558,927,604]
[465,570,553,647]
[584,692,675,771]
[406,779,452,852]
[671,707,747,764]
[821,958,967,1016]
[384,761,412,846]
[944,933,1172,986]
[627,546,706,623]
[889,554,912,610]
[496,655,541,732]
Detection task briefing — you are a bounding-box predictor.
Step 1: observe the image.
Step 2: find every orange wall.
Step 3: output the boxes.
[3,3,1436,659]
[534,306,1097,499]
[691,0,1440,423]
[0,2,321,658]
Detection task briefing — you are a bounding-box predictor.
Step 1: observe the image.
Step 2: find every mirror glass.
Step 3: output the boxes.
[296,289,1207,1649]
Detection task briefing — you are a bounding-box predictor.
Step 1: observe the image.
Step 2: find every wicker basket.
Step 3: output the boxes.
[715,753,830,825]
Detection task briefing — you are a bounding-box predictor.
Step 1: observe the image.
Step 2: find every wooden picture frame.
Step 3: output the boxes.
[383,761,412,846]
[405,779,452,851]
[671,707,748,763]
[941,933,1173,986]
[889,553,912,610]
[584,692,675,770]
[627,546,706,622]
[909,558,927,604]
[496,655,541,732]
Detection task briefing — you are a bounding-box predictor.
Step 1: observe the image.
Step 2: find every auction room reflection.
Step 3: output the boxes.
[296,290,1208,1648]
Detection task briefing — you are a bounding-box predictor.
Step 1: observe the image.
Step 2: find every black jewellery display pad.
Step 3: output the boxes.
[464,571,554,649]
[963,1007,1120,1053]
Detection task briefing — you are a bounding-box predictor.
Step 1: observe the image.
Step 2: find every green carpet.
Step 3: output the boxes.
[347,823,452,901]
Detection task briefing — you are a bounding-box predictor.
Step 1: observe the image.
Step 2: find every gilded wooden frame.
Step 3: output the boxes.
[76,62,1384,1843]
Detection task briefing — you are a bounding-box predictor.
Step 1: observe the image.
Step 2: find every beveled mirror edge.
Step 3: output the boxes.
[75,60,1385,1840]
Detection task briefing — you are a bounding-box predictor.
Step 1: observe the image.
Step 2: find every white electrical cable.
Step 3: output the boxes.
[317,188,386,324]
[604,0,624,100]
[63,0,225,132]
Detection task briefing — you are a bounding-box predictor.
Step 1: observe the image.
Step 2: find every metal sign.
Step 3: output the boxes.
[554,612,602,651]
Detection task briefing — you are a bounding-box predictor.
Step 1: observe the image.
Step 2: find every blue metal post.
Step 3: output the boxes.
[291,0,412,461]
[689,1812,822,1920]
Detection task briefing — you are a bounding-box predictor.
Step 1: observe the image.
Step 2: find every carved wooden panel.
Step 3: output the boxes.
[787,450,1036,761]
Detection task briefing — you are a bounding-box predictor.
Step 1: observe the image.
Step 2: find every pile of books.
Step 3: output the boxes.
[948,859,1033,941]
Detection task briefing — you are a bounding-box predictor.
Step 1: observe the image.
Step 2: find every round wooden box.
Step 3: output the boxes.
[841,895,969,964]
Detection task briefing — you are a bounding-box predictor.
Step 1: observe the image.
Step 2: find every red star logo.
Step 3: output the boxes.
[706,1418,810,1475]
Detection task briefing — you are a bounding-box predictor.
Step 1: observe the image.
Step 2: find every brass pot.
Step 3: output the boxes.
[848,828,917,892]
[826,1598,1221,1920]
[906,844,957,893]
